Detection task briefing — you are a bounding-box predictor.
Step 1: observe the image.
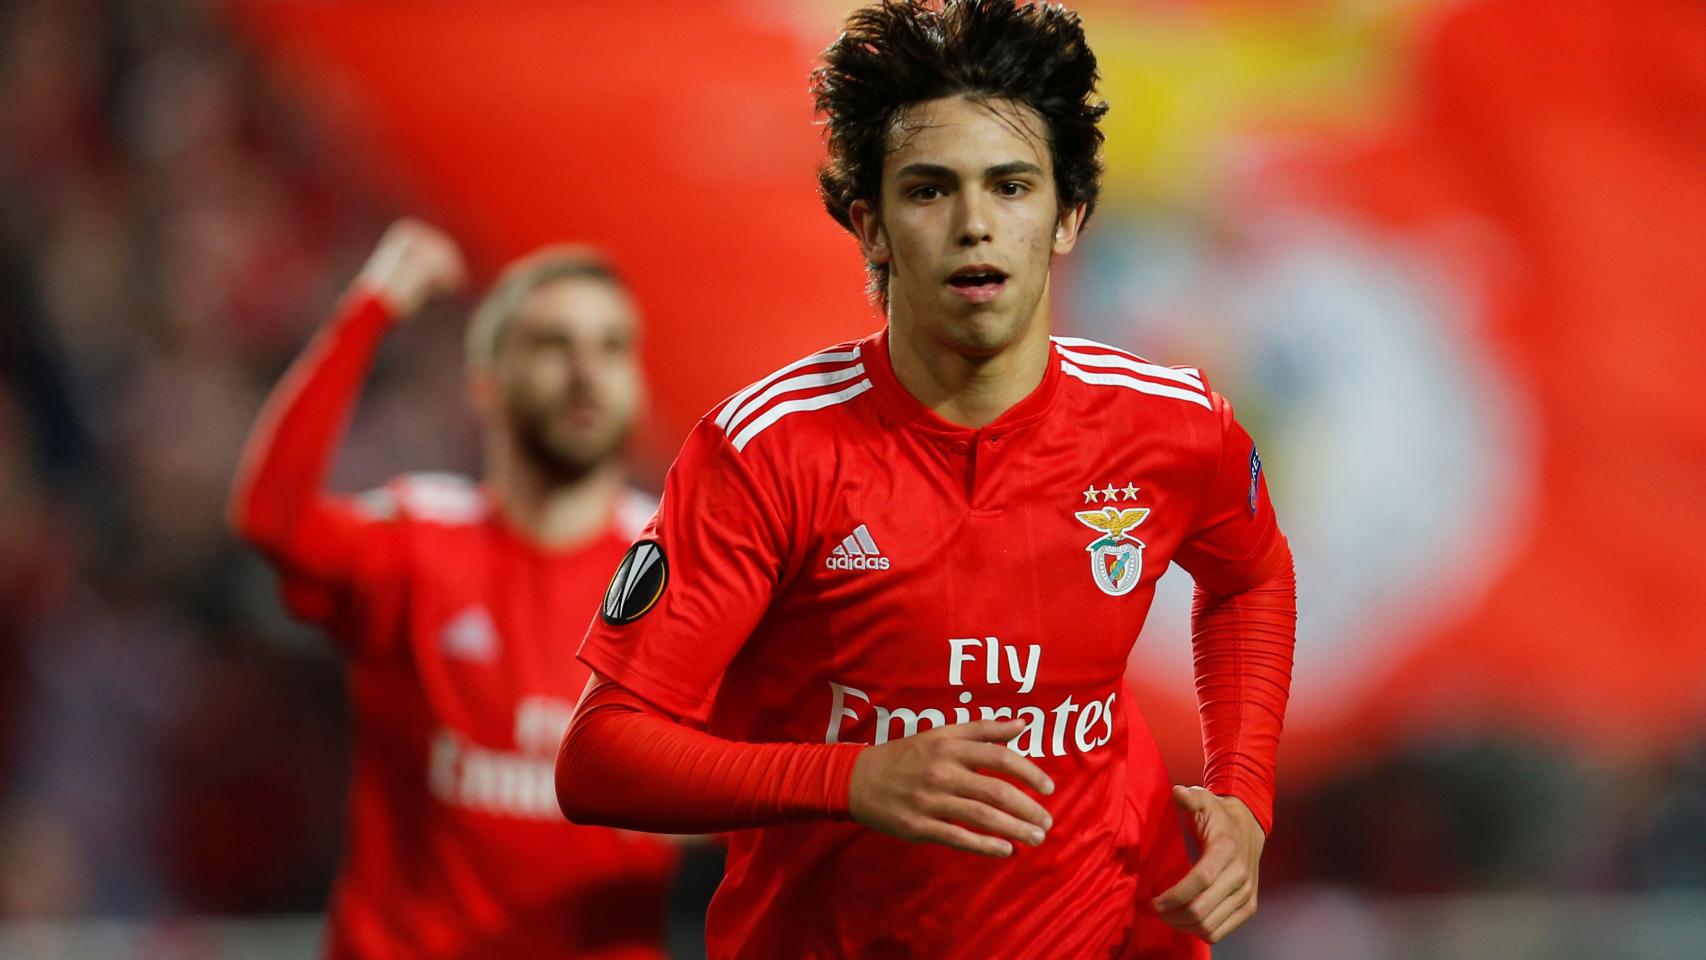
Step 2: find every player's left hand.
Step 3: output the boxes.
[1152,785,1265,944]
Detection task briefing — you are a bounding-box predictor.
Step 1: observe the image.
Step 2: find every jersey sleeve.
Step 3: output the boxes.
[1171,392,1289,597]
[272,488,412,658]
[229,290,412,658]
[556,678,859,833]
[1191,561,1296,833]
[577,418,791,724]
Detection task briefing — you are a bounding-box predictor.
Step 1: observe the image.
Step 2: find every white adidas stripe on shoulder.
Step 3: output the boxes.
[721,362,866,435]
[389,472,490,525]
[714,345,863,430]
[1059,360,1213,409]
[1052,336,1212,410]
[729,379,873,451]
[715,344,873,452]
[1052,336,1204,388]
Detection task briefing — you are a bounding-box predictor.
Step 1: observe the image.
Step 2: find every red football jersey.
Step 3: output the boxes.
[581,328,1286,958]
[235,292,678,960]
[283,476,678,960]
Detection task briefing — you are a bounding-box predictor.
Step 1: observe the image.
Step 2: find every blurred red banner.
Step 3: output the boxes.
[226,0,1706,781]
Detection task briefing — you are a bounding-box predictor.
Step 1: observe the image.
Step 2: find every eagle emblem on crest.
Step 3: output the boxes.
[1074,505,1149,596]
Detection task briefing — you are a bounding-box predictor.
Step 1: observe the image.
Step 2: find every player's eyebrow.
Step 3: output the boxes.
[985,161,1044,179]
[893,161,1045,182]
[894,162,959,181]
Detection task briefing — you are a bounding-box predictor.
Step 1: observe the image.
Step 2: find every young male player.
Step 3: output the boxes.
[556,2,1296,957]
[231,221,677,959]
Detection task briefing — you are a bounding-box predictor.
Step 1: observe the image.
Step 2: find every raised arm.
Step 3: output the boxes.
[228,219,465,578]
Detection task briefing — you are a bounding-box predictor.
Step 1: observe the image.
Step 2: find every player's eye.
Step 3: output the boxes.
[996,181,1029,197]
[909,184,943,201]
[525,332,570,353]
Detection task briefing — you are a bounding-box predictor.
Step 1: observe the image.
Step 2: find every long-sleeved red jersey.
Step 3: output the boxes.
[231,291,677,960]
[559,329,1294,959]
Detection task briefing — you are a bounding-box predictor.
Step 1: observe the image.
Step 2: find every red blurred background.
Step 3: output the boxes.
[224,0,1706,772]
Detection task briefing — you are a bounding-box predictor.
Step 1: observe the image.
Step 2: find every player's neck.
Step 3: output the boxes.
[886,306,1052,430]
[485,438,624,550]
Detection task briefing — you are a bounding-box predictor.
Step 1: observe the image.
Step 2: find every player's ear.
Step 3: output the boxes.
[1052,203,1086,255]
[849,199,891,265]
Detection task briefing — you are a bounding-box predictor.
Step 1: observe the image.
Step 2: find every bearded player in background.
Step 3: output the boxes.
[230,220,677,959]
[556,1,1297,957]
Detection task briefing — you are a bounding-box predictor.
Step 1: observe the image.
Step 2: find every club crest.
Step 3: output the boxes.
[1074,505,1149,596]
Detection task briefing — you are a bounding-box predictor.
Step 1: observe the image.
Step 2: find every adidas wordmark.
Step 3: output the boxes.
[826,524,890,571]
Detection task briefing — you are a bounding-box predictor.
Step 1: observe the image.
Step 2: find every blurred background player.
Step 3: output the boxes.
[557,2,1292,957]
[228,220,677,959]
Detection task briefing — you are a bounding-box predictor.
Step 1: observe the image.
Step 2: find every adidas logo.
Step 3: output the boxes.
[441,605,499,662]
[826,524,890,571]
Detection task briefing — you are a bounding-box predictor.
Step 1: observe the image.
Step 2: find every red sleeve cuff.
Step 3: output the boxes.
[1206,773,1275,835]
[556,678,863,833]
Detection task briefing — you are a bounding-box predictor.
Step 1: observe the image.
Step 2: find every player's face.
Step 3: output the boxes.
[488,277,643,479]
[854,95,1082,357]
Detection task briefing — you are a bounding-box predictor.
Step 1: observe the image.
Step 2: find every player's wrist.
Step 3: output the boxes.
[326,285,404,343]
[824,742,866,821]
[345,282,401,322]
[1208,786,1270,835]
[350,277,428,321]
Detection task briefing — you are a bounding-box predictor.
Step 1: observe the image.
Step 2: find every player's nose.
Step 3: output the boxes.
[564,345,603,384]
[955,193,994,247]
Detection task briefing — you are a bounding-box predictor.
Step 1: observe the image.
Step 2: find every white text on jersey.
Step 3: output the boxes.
[427,696,575,819]
[826,523,891,571]
[823,637,1116,759]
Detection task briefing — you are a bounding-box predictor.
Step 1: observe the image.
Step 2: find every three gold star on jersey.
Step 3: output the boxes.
[1082,482,1140,504]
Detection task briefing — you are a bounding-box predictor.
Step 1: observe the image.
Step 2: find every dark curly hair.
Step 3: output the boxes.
[811,0,1108,298]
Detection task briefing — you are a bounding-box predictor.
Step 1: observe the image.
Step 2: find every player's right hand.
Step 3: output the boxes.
[355,218,468,318]
[848,718,1055,858]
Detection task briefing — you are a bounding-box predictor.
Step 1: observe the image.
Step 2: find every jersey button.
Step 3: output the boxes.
[952,441,969,453]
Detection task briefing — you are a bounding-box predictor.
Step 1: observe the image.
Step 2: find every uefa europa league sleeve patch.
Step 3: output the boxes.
[1248,445,1263,516]
[601,540,668,625]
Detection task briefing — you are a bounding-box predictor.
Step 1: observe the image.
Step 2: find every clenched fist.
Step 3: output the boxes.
[1153,786,1266,944]
[355,218,467,318]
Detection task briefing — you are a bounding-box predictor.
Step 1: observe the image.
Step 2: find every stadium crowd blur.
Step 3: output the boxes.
[1,0,1703,942]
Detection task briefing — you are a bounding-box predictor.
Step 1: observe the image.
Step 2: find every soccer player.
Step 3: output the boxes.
[230,221,678,959]
[556,1,1296,957]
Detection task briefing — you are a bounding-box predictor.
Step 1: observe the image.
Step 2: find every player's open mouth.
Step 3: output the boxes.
[946,265,1008,303]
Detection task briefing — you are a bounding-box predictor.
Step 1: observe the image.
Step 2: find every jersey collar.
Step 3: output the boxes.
[481,482,630,561]
[861,325,1063,440]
